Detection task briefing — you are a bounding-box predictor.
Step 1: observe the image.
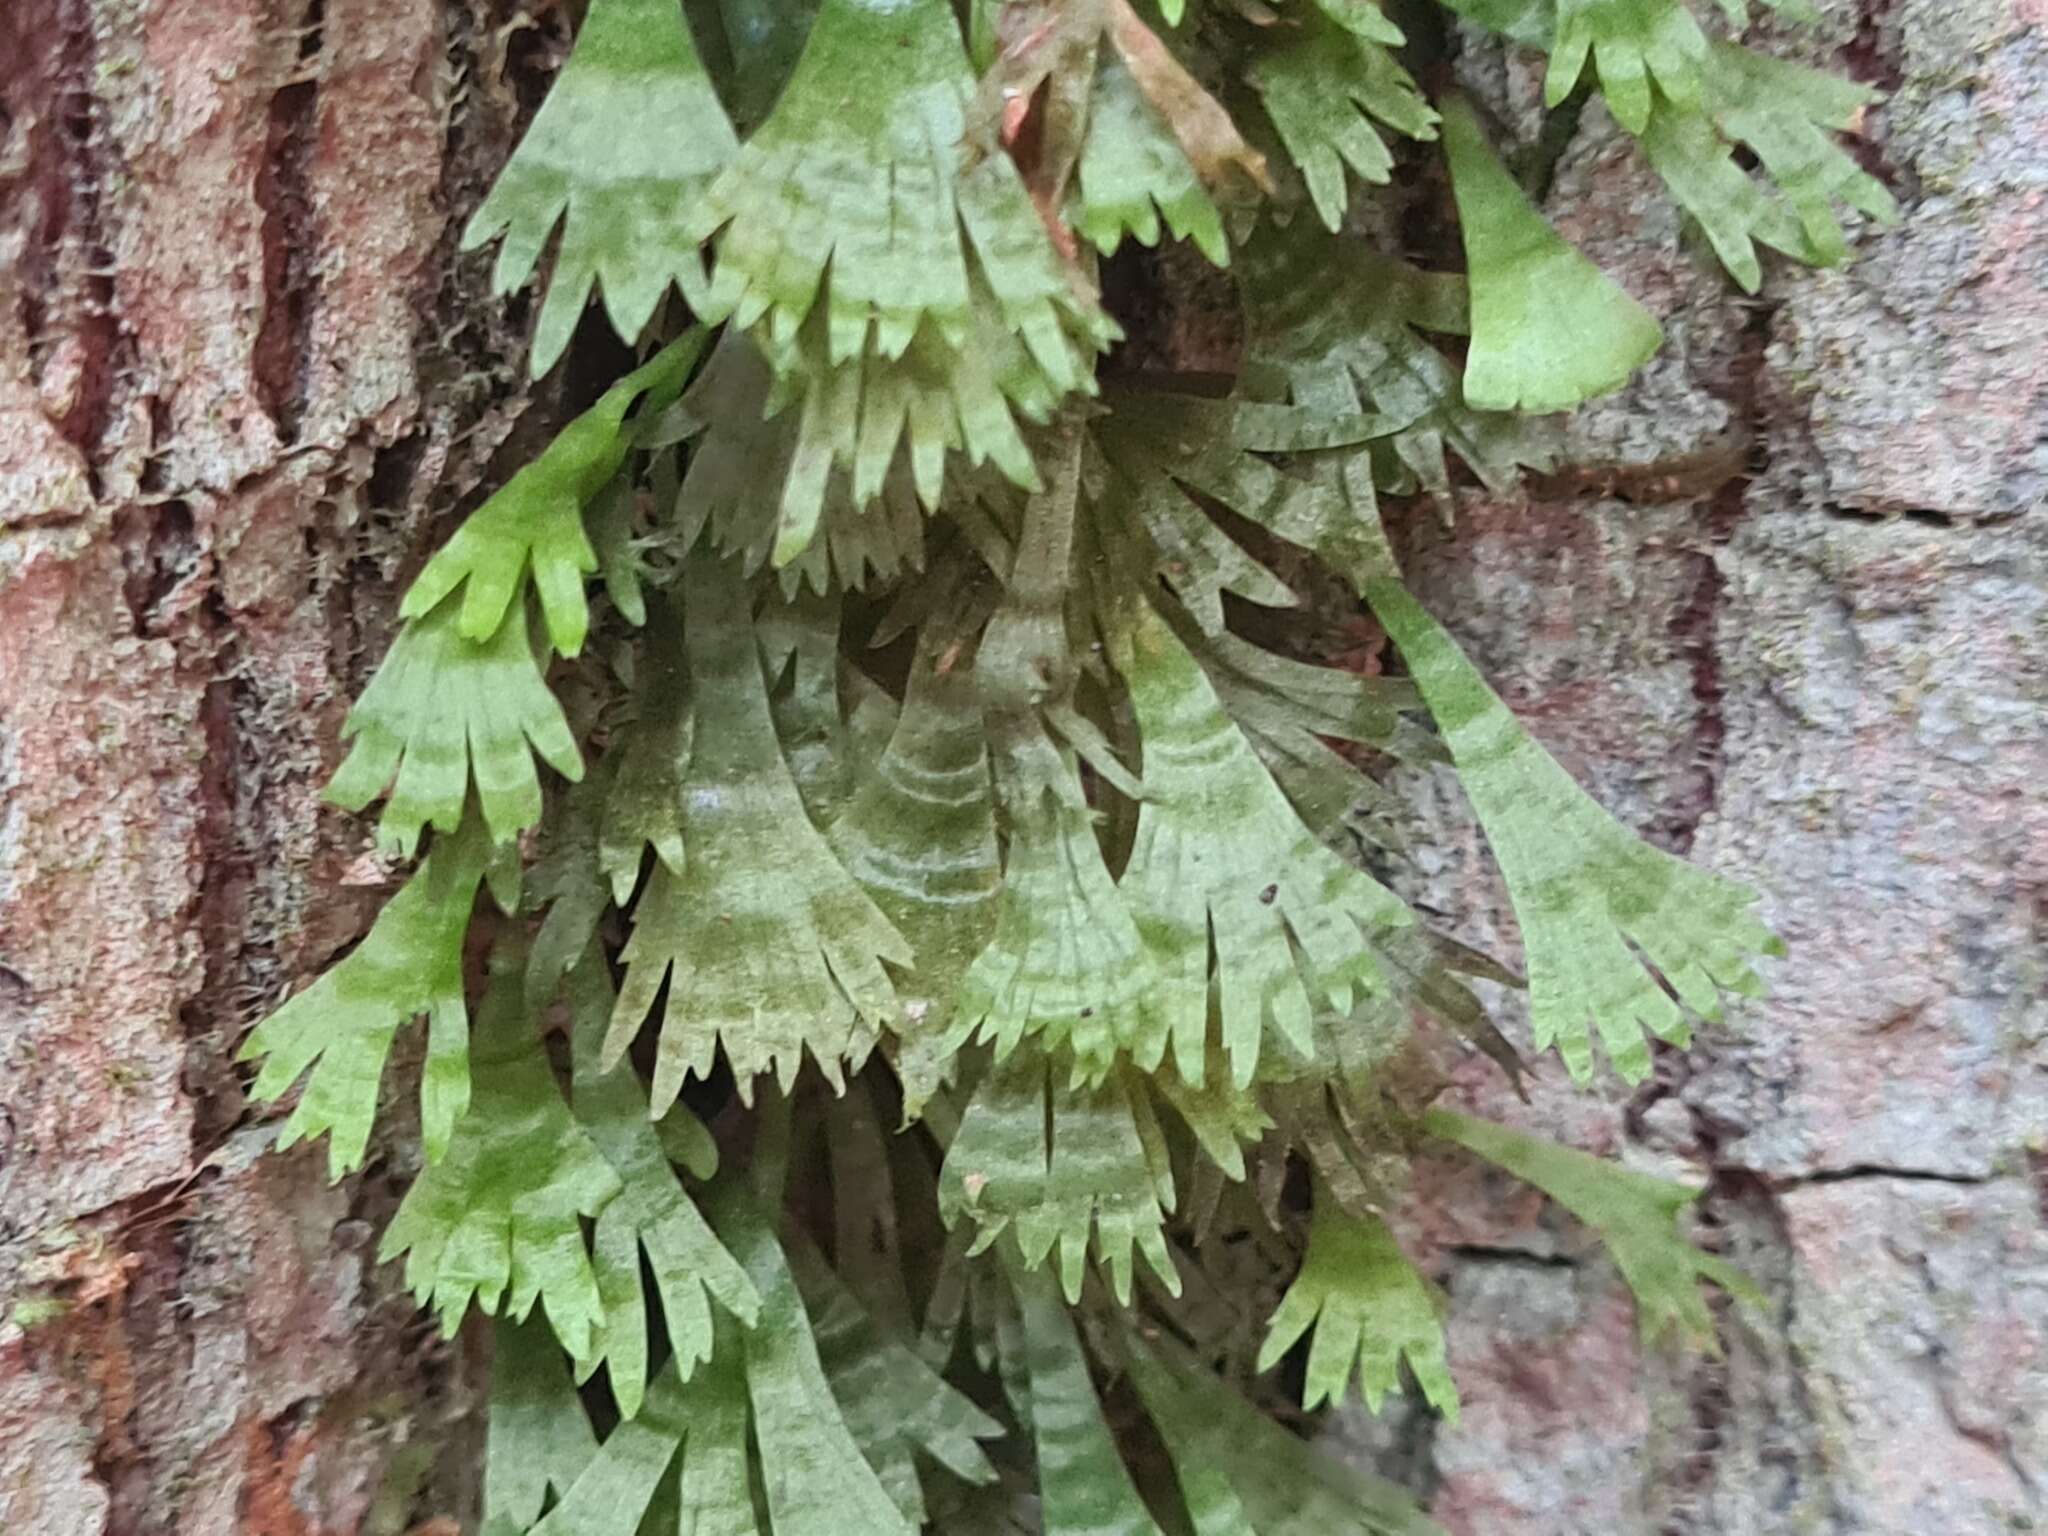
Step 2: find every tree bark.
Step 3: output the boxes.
[1,0,2041,1533]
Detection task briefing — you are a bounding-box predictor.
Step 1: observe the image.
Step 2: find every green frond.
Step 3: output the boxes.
[378,949,622,1362]
[1008,1258,1168,1536]
[1109,594,1413,1086]
[1426,1109,1764,1346]
[940,1046,1181,1305]
[567,959,760,1417]
[1236,221,1555,500]
[1442,97,1663,414]
[597,592,691,905]
[1086,414,1298,636]
[828,622,1002,1117]
[461,0,738,375]
[481,1317,598,1536]
[757,584,861,823]
[1365,577,1783,1083]
[951,713,1163,1079]
[522,1355,706,1536]
[402,335,701,656]
[1545,0,1709,133]
[1258,1197,1458,1420]
[685,0,1115,554]
[1700,42,1898,267]
[1634,99,1806,293]
[705,1182,922,1536]
[605,557,909,1112]
[324,594,583,855]
[1252,8,1438,232]
[522,767,613,1005]
[1073,46,1229,263]
[1128,1331,1447,1535]
[676,335,927,593]
[239,816,492,1177]
[790,1233,1005,1522]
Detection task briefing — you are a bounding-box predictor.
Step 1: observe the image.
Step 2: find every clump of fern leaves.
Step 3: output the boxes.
[240,0,1891,1524]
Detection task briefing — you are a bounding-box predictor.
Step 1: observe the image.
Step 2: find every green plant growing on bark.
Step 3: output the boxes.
[243,0,1890,1524]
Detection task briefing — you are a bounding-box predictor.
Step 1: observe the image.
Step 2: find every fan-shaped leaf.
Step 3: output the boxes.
[1426,1108,1762,1345]
[1252,8,1437,231]
[324,594,583,855]
[1545,0,1710,134]
[1111,596,1413,1085]
[1258,1199,1458,1419]
[402,335,701,655]
[378,949,621,1361]
[1365,577,1782,1083]
[605,557,909,1111]
[240,815,492,1177]
[461,0,738,374]
[1442,96,1662,414]
[1073,46,1228,263]
[567,958,759,1416]
[941,1046,1180,1304]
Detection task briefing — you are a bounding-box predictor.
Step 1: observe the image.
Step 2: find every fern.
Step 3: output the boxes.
[253,0,1895,1518]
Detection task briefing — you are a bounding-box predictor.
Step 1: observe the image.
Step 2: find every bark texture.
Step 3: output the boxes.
[0,0,2040,1533]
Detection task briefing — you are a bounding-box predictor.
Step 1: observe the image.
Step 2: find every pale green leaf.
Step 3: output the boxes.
[1128,1331,1445,1535]
[597,592,691,905]
[1442,96,1663,414]
[462,0,738,374]
[605,556,909,1112]
[1702,42,1898,267]
[482,1315,598,1536]
[567,958,760,1417]
[788,1233,1004,1522]
[1426,1108,1763,1345]
[402,336,701,655]
[324,594,583,855]
[1236,221,1554,500]
[1112,595,1413,1087]
[828,622,1002,1117]
[378,949,621,1361]
[1009,1258,1167,1536]
[1073,46,1228,264]
[1252,8,1437,232]
[1258,1199,1458,1420]
[940,1047,1180,1305]
[704,1182,921,1536]
[1364,577,1782,1083]
[1545,0,1710,133]
[239,816,489,1177]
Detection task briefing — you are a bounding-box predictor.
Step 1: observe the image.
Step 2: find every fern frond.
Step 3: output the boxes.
[1700,42,1897,267]
[1426,1108,1763,1345]
[481,1316,598,1536]
[1109,593,1413,1086]
[1008,1258,1168,1536]
[1258,1195,1458,1419]
[1545,0,1710,133]
[1365,577,1782,1082]
[1442,96,1663,413]
[461,0,738,374]
[940,1046,1180,1304]
[605,557,909,1111]
[567,958,760,1416]
[402,334,701,656]
[1073,45,1229,263]
[324,593,583,855]
[1236,221,1554,499]
[240,815,494,1176]
[952,712,1163,1077]
[1128,1330,1446,1535]
[596,592,691,904]
[790,1232,1005,1521]
[829,620,1002,1116]
[378,948,622,1361]
[1252,7,1438,231]
[677,334,928,592]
